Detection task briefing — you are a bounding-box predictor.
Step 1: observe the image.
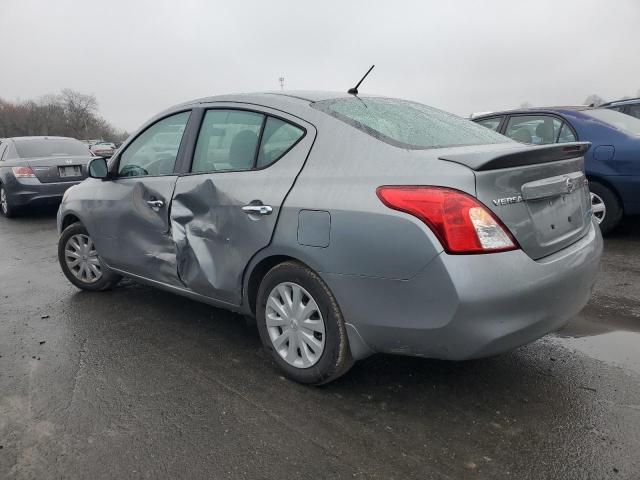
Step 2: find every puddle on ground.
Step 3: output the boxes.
[550,298,640,375]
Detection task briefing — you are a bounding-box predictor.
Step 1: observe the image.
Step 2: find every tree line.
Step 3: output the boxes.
[0,89,128,142]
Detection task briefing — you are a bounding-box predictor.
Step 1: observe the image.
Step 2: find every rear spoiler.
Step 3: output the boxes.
[439,142,591,171]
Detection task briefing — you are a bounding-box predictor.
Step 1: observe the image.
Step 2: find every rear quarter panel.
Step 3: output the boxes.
[266,115,477,280]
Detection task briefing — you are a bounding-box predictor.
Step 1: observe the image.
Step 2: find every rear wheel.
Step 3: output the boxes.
[0,184,18,218]
[589,181,622,235]
[256,261,353,385]
[58,223,121,291]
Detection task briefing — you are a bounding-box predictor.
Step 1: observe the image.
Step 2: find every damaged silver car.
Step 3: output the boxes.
[57,92,602,384]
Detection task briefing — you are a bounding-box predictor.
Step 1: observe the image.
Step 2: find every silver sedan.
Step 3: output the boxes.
[56,92,602,384]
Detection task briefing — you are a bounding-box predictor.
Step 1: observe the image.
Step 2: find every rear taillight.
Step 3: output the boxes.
[12,166,36,178]
[376,186,518,254]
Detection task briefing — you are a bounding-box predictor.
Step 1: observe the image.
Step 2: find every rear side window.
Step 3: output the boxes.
[191,110,305,173]
[192,110,264,173]
[557,123,577,142]
[313,97,510,149]
[14,138,90,158]
[475,117,503,132]
[627,104,640,120]
[505,115,562,145]
[118,111,190,177]
[257,117,304,168]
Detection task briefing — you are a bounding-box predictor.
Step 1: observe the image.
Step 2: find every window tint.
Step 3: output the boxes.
[14,138,90,158]
[118,111,190,177]
[476,117,503,132]
[627,104,640,120]
[257,117,304,168]
[557,123,577,143]
[192,110,264,173]
[505,115,561,145]
[313,97,510,149]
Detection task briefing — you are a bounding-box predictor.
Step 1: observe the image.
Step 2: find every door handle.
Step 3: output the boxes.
[242,204,273,215]
[146,199,164,209]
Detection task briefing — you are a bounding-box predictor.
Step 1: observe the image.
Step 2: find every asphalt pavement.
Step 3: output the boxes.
[1,209,639,479]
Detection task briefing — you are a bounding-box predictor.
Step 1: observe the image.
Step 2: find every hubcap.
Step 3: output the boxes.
[0,187,7,214]
[590,192,606,224]
[64,234,102,283]
[265,282,325,368]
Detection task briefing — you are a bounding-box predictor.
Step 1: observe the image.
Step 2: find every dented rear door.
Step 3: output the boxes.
[170,106,316,305]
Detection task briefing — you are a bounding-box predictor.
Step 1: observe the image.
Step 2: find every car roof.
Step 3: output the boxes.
[182,91,357,106]
[472,106,595,120]
[8,136,77,142]
[600,97,640,107]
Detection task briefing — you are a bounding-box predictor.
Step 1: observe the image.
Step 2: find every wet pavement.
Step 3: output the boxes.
[1,210,639,479]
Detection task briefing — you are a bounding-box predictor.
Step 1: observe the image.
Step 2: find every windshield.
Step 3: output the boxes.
[15,138,90,158]
[313,97,511,149]
[584,109,640,136]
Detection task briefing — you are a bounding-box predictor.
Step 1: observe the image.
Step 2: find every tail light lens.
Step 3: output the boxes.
[376,186,518,254]
[12,166,36,178]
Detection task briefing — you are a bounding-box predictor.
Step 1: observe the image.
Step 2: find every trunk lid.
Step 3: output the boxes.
[26,155,92,183]
[439,143,592,260]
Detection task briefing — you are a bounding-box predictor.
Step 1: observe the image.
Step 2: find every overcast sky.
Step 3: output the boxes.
[1,0,639,131]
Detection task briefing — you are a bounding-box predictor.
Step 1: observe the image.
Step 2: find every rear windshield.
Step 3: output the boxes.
[313,97,511,149]
[584,109,640,136]
[14,138,90,158]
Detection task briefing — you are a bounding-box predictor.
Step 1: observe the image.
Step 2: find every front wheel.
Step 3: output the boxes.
[256,261,353,385]
[58,222,121,291]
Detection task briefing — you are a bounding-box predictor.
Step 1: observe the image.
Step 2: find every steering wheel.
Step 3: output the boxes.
[119,164,149,177]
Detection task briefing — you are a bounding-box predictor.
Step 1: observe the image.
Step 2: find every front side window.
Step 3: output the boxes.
[313,97,510,149]
[505,115,562,145]
[475,117,503,132]
[118,111,190,177]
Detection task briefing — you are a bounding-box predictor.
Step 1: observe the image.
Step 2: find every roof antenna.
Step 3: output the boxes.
[348,65,375,95]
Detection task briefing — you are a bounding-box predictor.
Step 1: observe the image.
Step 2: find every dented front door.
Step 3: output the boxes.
[92,110,193,285]
[170,107,316,305]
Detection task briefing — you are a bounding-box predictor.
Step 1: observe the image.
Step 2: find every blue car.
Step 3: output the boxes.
[601,97,640,119]
[473,107,640,233]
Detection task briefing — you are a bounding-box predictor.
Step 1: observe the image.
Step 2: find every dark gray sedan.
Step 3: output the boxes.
[0,136,94,217]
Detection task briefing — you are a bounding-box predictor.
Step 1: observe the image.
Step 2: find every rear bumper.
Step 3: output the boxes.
[5,177,80,207]
[325,221,603,360]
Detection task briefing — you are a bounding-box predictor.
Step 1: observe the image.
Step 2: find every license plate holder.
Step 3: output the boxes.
[58,165,82,178]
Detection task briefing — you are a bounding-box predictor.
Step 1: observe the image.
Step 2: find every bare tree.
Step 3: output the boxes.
[583,94,605,107]
[0,89,123,141]
[520,101,533,108]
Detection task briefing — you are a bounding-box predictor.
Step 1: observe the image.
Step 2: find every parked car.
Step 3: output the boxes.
[473,107,640,233]
[0,136,93,217]
[600,97,640,119]
[57,92,602,384]
[90,141,116,158]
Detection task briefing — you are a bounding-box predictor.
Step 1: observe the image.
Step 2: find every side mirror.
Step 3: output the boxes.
[88,157,109,179]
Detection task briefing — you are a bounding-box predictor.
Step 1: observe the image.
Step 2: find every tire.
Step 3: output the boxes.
[58,222,121,291]
[589,181,622,235]
[0,184,19,218]
[256,261,353,385]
